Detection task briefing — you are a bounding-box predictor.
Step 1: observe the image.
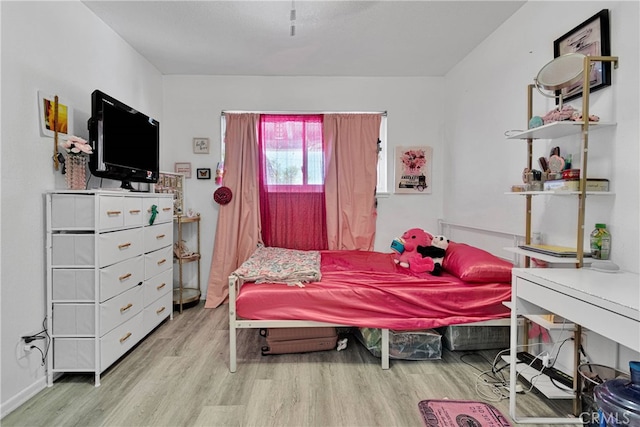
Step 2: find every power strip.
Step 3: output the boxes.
[516,351,573,388]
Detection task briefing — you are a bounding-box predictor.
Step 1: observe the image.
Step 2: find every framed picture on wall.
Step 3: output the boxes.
[174,162,192,178]
[193,137,210,154]
[38,91,74,139]
[394,146,432,194]
[196,168,211,179]
[553,9,611,103]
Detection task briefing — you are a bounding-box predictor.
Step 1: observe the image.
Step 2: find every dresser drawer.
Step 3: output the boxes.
[123,197,144,227]
[100,285,143,336]
[143,268,172,306]
[52,303,95,335]
[98,228,143,268]
[99,255,144,303]
[100,311,144,372]
[98,196,144,230]
[143,291,172,335]
[51,194,95,229]
[52,234,95,266]
[98,196,126,230]
[144,197,173,225]
[53,338,95,370]
[144,245,172,279]
[52,269,95,301]
[144,222,173,253]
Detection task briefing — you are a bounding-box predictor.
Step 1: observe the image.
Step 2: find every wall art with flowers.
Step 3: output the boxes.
[395,146,432,194]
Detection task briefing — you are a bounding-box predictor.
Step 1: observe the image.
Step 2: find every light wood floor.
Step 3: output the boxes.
[3,302,577,427]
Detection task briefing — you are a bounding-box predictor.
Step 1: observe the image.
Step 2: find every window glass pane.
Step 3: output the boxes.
[261,115,323,188]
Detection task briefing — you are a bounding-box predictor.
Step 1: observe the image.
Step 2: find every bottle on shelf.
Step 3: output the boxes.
[590,223,611,260]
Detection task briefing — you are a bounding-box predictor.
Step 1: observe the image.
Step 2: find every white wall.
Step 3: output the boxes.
[0,2,163,416]
[443,1,640,371]
[162,75,447,294]
[444,1,639,274]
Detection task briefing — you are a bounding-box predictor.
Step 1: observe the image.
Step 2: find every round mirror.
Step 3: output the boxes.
[535,53,586,91]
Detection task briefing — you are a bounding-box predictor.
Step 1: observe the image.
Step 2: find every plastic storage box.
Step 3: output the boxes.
[356,328,442,360]
[439,325,510,351]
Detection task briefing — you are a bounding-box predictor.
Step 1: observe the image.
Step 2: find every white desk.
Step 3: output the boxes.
[509,267,640,424]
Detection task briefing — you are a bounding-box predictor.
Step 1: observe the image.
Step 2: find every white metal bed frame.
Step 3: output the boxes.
[228,221,522,372]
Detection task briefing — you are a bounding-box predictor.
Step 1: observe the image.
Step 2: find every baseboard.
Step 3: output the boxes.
[0,376,47,419]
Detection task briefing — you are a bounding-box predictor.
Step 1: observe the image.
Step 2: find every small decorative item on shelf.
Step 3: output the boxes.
[60,136,92,190]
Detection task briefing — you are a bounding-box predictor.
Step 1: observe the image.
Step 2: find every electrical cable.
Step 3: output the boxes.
[29,345,46,366]
[24,317,50,367]
[471,343,548,402]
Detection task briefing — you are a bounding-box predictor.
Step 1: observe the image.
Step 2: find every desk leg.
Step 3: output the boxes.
[573,325,583,416]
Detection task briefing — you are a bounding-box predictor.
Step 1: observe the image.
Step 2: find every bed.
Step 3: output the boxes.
[229,241,513,372]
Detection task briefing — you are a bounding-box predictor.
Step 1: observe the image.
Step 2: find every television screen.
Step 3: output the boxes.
[88,90,159,190]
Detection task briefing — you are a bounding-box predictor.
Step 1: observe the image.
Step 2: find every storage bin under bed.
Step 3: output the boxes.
[356,328,442,360]
[438,325,510,351]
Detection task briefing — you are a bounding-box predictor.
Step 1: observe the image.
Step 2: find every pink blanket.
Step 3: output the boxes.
[236,250,510,330]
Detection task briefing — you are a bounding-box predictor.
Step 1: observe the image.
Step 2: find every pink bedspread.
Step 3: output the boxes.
[235,250,511,330]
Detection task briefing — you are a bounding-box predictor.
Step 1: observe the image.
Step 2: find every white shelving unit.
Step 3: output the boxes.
[506,55,620,422]
[503,247,593,266]
[506,91,616,268]
[506,121,615,140]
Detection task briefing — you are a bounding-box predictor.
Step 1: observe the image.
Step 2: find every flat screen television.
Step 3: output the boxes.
[88,90,159,190]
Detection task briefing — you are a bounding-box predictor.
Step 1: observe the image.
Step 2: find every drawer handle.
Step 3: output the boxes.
[156,234,166,239]
[119,332,132,343]
[120,303,133,313]
[157,283,166,290]
[157,258,166,265]
[106,210,122,216]
[129,209,141,214]
[119,273,132,281]
[118,242,132,250]
[162,207,171,212]
[156,306,166,315]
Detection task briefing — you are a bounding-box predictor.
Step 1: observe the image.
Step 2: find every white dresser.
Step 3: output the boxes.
[46,190,174,386]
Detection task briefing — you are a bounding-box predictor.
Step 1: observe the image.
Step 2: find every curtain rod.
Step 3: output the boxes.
[221,110,387,117]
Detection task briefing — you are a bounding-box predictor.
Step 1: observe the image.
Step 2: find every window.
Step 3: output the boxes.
[259,114,324,190]
[219,112,388,193]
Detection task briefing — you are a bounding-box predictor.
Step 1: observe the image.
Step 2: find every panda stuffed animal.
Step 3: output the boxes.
[417,235,449,275]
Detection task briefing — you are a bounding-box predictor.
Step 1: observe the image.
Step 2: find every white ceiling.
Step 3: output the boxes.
[82,0,526,77]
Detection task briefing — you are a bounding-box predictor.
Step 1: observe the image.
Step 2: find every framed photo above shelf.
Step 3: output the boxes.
[553,9,611,103]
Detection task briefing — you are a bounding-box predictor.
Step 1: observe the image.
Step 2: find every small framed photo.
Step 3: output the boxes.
[197,168,211,180]
[553,9,611,103]
[193,137,210,154]
[174,162,192,179]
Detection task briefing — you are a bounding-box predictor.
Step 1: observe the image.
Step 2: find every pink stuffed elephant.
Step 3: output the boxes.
[391,228,435,273]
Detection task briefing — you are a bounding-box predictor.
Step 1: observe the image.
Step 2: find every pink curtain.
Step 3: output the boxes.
[324,114,381,250]
[258,115,328,250]
[204,113,262,308]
